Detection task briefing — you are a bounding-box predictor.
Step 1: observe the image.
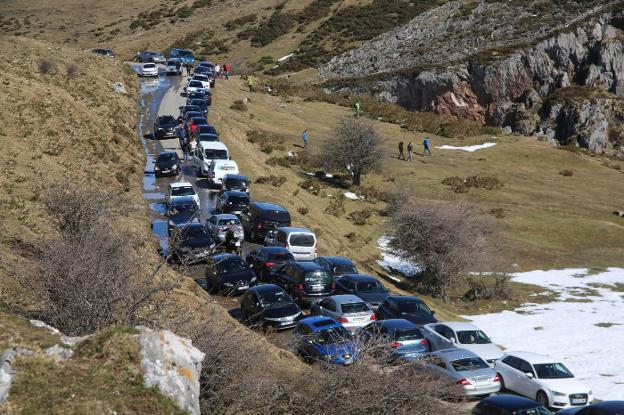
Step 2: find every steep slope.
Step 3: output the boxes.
[321,0,624,155]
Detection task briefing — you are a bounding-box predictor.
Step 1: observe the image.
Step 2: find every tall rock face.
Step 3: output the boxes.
[321,1,624,155]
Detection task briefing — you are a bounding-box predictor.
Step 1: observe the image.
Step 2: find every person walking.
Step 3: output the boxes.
[398,141,405,160]
[407,141,414,161]
[301,129,309,148]
[177,123,187,150]
[182,138,190,162]
[354,100,361,117]
[423,136,432,156]
[175,59,181,76]
[224,62,230,80]
[215,63,221,78]
[246,75,255,92]
[189,137,197,158]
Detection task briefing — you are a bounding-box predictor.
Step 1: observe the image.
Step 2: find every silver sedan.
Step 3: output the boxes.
[310,294,376,332]
[205,214,243,243]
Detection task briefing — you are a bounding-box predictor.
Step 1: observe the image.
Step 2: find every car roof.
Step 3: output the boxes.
[157,151,178,157]
[259,246,291,253]
[432,348,480,361]
[376,319,419,330]
[387,295,425,303]
[292,261,325,271]
[252,202,287,211]
[480,394,543,410]
[170,182,193,188]
[210,213,239,220]
[300,316,339,331]
[317,256,354,266]
[329,295,366,305]
[251,284,284,295]
[201,141,228,149]
[223,190,248,197]
[588,401,624,411]
[436,322,480,331]
[158,115,176,120]
[224,174,247,180]
[275,227,314,234]
[339,274,377,282]
[504,351,559,364]
[210,253,242,261]
[170,195,196,204]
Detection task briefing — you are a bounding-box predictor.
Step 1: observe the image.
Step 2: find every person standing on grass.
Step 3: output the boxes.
[423,136,432,156]
[407,141,414,161]
[301,129,309,148]
[247,75,255,92]
[224,63,230,80]
[354,100,361,117]
[215,63,221,78]
[398,141,405,160]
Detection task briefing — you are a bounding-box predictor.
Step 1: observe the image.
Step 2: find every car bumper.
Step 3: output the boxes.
[292,253,317,261]
[157,129,176,137]
[297,294,331,307]
[263,317,300,330]
[464,383,501,397]
[154,167,179,176]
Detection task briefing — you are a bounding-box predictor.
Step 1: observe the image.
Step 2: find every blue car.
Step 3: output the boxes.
[358,319,430,362]
[293,316,361,365]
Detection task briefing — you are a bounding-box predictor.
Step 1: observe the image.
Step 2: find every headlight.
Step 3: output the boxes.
[172,164,177,169]
[250,276,257,282]
[343,353,352,360]
[154,166,160,170]
[223,282,234,287]
[552,391,566,397]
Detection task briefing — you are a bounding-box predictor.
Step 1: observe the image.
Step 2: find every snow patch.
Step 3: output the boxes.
[436,142,497,152]
[343,192,363,200]
[467,268,624,401]
[377,236,421,278]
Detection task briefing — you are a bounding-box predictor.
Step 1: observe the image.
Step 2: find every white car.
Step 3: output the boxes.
[494,351,593,410]
[264,227,317,261]
[166,59,181,75]
[139,63,158,77]
[192,141,229,177]
[186,80,207,94]
[423,322,504,365]
[207,160,239,185]
[191,74,211,89]
[310,295,375,332]
[165,182,199,209]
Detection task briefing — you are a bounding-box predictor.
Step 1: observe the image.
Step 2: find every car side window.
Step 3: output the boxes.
[209,216,216,224]
[517,359,535,376]
[319,299,332,310]
[342,278,354,290]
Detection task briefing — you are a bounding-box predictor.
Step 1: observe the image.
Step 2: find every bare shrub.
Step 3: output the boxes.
[348,209,373,225]
[298,177,321,195]
[297,206,309,215]
[324,194,345,216]
[442,176,502,193]
[230,99,248,111]
[489,207,505,218]
[320,118,385,186]
[463,274,512,301]
[38,57,57,74]
[389,200,500,300]
[65,63,79,79]
[255,175,286,187]
[559,169,574,177]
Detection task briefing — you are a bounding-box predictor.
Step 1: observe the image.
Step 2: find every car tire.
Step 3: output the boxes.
[536,391,549,408]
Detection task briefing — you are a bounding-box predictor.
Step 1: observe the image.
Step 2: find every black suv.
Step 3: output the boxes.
[220,174,249,194]
[187,99,208,116]
[154,152,181,177]
[270,261,335,307]
[240,284,302,330]
[246,247,294,282]
[154,115,178,139]
[240,202,291,243]
[376,295,437,326]
[216,191,250,215]
[202,253,257,295]
[313,256,357,277]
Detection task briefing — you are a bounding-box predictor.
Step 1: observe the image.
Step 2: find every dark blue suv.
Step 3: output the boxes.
[293,316,361,365]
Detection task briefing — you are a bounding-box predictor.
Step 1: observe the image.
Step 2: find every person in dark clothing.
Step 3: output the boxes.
[398,141,405,160]
[177,124,187,150]
[407,142,414,161]
[175,60,181,75]
[423,137,432,156]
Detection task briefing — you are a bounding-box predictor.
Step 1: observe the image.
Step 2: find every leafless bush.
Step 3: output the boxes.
[390,199,500,300]
[463,274,512,301]
[65,63,79,79]
[38,57,57,74]
[320,118,385,186]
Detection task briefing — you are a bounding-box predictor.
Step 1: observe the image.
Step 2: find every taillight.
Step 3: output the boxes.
[337,317,349,323]
[284,242,288,248]
[389,341,402,349]
[211,172,215,178]
[369,314,376,321]
[264,261,276,267]
[331,282,336,290]
[257,222,263,229]
[295,284,305,291]
[420,339,429,346]
[456,379,471,386]
[492,374,501,383]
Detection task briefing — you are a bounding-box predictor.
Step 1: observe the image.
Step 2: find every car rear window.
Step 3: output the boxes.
[227,195,249,204]
[450,357,489,372]
[171,186,194,196]
[217,259,247,274]
[312,319,335,328]
[267,252,294,261]
[334,265,357,275]
[260,210,290,222]
[225,178,247,187]
[392,328,424,342]
[144,63,156,68]
[204,149,228,159]
[199,126,217,135]
[217,218,240,225]
[289,233,315,247]
[198,134,218,142]
[304,270,331,284]
[341,302,369,314]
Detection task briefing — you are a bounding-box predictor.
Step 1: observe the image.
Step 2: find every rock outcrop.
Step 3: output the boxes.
[321,1,624,154]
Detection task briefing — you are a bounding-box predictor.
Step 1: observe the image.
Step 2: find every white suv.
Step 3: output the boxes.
[139,63,158,77]
[494,351,592,410]
[165,182,199,209]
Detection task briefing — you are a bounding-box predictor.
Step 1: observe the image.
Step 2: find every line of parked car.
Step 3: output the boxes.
[147,51,622,415]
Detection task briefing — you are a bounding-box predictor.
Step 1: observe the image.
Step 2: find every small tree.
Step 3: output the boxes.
[389,199,499,300]
[321,118,384,186]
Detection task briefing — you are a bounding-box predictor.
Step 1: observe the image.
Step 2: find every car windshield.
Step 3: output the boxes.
[191,118,207,125]
[515,408,553,415]
[167,60,177,66]
[205,149,228,159]
[290,233,315,247]
[397,300,432,315]
[304,270,331,284]
[267,252,294,261]
[171,203,198,215]
[450,357,489,372]
[178,50,194,58]
[227,195,249,204]
[199,125,217,134]
[144,63,155,68]
[315,326,352,345]
[226,178,246,187]
[341,302,369,314]
[393,328,424,341]
[217,259,248,274]
[534,363,574,379]
[180,226,208,239]
[183,106,200,112]
[260,210,290,222]
[457,330,491,345]
[217,218,240,225]
[160,116,176,124]
[356,280,387,293]
[332,265,357,275]
[259,290,293,306]
[190,100,206,107]
[172,186,195,196]
[189,81,202,87]
[158,154,177,162]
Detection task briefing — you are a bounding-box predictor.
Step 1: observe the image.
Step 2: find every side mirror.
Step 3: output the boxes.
[450,337,457,344]
[525,372,534,379]
[431,310,436,315]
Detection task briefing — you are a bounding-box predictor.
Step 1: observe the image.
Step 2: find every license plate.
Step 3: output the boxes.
[572,399,586,404]
[162,170,170,173]
[235,241,241,247]
[310,285,322,291]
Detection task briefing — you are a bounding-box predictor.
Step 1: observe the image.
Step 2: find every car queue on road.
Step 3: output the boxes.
[141,48,620,415]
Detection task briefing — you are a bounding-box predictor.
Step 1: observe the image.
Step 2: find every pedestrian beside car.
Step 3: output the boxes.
[224,63,230,80]
[177,124,187,149]
[423,137,432,156]
[398,141,405,160]
[175,60,181,75]
[301,129,309,148]
[189,137,197,157]
[215,64,221,78]
[407,142,414,161]
[182,139,190,162]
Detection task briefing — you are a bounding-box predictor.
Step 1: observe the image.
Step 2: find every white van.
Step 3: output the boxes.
[192,141,229,177]
[208,160,239,185]
[264,227,317,261]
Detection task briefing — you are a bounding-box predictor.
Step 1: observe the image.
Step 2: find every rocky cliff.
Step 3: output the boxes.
[320,1,624,155]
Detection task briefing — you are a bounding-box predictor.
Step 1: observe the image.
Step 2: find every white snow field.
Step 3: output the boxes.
[377,237,420,277]
[436,142,497,152]
[468,268,624,401]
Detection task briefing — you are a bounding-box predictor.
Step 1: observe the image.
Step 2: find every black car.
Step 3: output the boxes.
[240,202,291,243]
[179,105,200,119]
[197,124,219,137]
[335,274,390,310]
[203,253,257,295]
[167,196,201,234]
[197,133,219,143]
[169,223,215,264]
[246,247,294,282]
[313,256,357,277]
[91,48,115,58]
[220,174,249,194]
[240,284,302,330]
[559,401,624,415]
[183,111,203,124]
[216,191,250,215]
[154,115,178,139]
[376,295,437,325]
[472,394,553,415]
[154,151,181,177]
[187,99,208,116]
[187,90,212,106]
[188,116,208,133]
[270,261,335,307]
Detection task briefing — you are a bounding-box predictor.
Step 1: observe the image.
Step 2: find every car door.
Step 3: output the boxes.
[205,216,217,238]
[516,360,539,399]
[431,325,455,351]
[336,277,354,294]
[274,264,292,291]
[377,299,394,320]
[317,298,337,320]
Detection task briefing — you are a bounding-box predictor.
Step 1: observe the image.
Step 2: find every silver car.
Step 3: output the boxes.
[426,349,501,397]
[205,214,243,243]
[310,295,375,332]
[423,322,504,365]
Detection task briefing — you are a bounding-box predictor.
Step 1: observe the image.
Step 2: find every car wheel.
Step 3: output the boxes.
[536,391,549,408]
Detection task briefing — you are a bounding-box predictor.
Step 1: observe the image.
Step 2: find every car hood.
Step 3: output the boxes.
[315,342,358,357]
[457,343,504,361]
[219,269,255,283]
[402,312,437,325]
[538,378,591,394]
[179,238,214,249]
[156,160,177,168]
[159,123,177,129]
[356,292,390,305]
[263,303,300,318]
